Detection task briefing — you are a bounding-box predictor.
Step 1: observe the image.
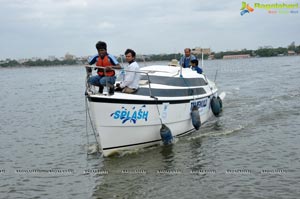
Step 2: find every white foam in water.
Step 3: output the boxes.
[116,138,179,157]
[117,147,154,157]
[187,125,244,141]
[87,144,99,155]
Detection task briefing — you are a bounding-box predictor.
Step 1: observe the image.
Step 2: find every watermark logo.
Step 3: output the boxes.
[110,105,148,124]
[240,1,299,15]
[240,2,254,16]
[254,2,299,14]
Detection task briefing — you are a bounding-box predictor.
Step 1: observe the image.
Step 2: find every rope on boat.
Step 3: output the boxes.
[85,97,90,150]
[85,96,101,156]
[179,69,202,130]
[152,96,173,145]
[152,96,163,125]
[206,71,223,117]
[214,69,218,83]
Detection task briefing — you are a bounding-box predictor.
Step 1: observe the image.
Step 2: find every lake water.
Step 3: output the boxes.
[0,56,300,199]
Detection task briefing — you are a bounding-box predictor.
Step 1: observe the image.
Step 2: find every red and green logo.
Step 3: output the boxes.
[240,2,254,15]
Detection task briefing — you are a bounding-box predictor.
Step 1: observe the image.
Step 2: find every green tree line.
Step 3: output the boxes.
[0,59,78,67]
[1,43,299,67]
[213,42,300,59]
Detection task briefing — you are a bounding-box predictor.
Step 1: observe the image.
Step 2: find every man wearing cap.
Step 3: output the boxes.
[179,48,197,68]
[86,41,121,95]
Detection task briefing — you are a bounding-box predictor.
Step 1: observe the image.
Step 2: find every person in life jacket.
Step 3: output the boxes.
[86,41,121,95]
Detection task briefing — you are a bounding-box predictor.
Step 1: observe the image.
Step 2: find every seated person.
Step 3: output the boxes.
[191,59,203,74]
[179,48,197,68]
[168,59,179,67]
[115,49,140,93]
[87,41,121,95]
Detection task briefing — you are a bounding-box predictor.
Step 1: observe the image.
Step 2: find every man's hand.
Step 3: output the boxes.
[106,66,113,71]
[85,65,92,73]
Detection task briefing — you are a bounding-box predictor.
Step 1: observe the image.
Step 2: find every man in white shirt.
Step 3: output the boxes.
[116,49,140,93]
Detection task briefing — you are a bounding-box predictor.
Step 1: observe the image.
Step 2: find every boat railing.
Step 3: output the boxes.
[85,65,155,97]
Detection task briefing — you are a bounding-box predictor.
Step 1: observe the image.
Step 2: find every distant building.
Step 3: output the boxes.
[223,54,251,59]
[65,53,75,60]
[17,58,30,64]
[48,56,57,61]
[191,47,211,55]
[287,50,296,56]
[30,57,40,61]
[208,54,215,60]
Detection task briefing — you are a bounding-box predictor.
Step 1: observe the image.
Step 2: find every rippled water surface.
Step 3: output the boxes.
[1,57,300,199]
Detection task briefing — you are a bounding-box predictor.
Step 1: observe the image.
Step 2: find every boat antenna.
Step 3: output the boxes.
[142,54,147,66]
[201,50,204,70]
[180,63,183,78]
[214,69,218,83]
[120,54,124,67]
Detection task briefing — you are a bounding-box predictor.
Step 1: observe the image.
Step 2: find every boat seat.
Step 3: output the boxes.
[139,80,149,85]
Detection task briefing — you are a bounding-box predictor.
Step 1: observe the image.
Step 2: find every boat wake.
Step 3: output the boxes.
[101,139,180,158]
[106,146,158,158]
[187,125,244,141]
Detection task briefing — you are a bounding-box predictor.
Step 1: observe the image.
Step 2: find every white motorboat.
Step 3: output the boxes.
[85,64,225,157]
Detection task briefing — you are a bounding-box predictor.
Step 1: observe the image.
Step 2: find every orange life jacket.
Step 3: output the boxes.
[96,55,115,77]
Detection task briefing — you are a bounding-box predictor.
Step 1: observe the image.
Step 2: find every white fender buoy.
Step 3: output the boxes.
[191,105,201,130]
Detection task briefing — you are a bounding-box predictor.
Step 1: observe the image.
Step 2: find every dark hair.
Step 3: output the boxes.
[96,41,107,50]
[124,49,136,57]
[185,48,191,52]
[191,59,198,65]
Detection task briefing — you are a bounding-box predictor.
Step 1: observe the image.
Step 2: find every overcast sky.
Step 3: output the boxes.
[0,0,299,60]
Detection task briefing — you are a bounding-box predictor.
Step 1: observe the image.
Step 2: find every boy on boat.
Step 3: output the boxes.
[86,41,121,95]
[191,59,203,74]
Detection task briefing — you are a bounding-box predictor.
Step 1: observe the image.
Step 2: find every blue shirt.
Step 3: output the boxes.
[192,66,203,74]
[179,55,196,68]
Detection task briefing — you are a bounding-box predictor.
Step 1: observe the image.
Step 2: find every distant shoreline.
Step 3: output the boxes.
[1,43,300,68]
[1,56,299,68]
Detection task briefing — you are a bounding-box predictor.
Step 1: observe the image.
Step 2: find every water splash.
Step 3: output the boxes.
[187,125,244,141]
[108,138,180,158]
[87,144,99,155]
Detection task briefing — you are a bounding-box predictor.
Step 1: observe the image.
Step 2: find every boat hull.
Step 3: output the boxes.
[88,95,214,157]
[85,64,225,157]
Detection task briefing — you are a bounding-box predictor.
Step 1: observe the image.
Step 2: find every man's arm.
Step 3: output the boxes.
[112,64,121,69]
[179,56,184,67]
[87,54,98,65]
[108,54,121,69]
[120,71,135,88]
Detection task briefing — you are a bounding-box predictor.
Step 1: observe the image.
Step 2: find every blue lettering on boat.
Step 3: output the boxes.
[191,98,208,109]
[110,105,148,124]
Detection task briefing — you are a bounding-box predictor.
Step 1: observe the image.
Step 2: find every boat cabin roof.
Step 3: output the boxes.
[140,65,203,78]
